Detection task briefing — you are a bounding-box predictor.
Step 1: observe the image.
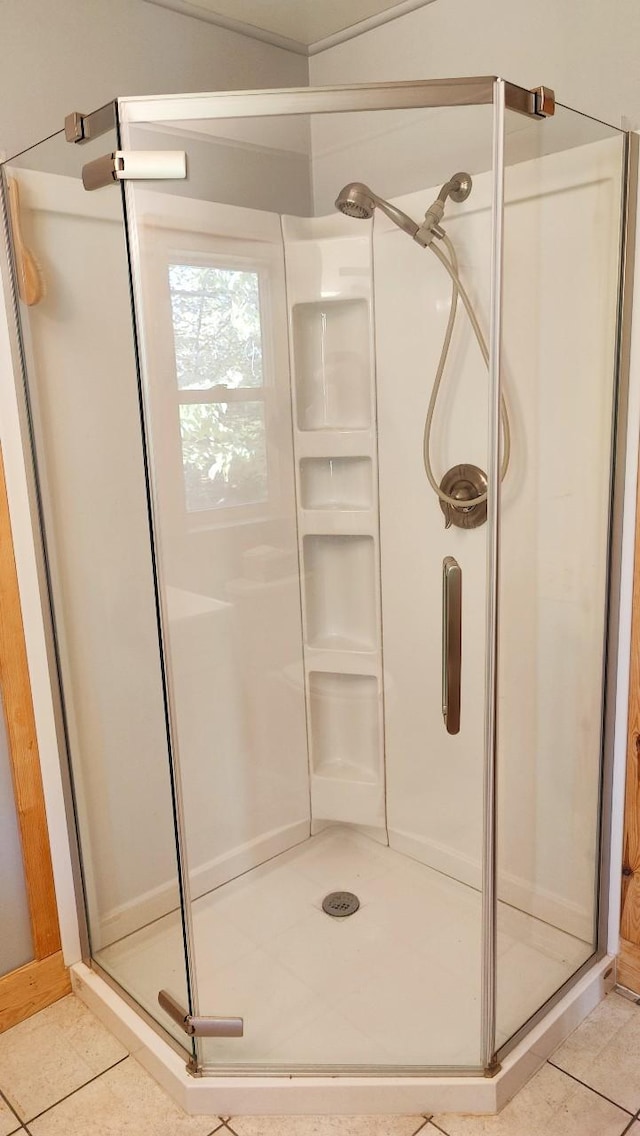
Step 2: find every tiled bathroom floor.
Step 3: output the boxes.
[98,827,592,1065]
[1,989,640,1134]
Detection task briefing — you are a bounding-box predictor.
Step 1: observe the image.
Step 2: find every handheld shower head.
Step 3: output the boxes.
[335,182,377,220]
[335,182,419,240]
[335,172,473,247]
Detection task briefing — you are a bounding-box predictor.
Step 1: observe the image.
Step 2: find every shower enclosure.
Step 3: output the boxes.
[0,77,633,1086]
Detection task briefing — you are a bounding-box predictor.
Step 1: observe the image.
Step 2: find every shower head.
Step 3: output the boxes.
[335,182,377,220]
[335,182,420,239]
[335,172,473,247]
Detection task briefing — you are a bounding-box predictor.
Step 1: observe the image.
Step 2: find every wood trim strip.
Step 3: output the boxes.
[0,449,61,959]
[0,952,70,1033]
[618,937,640,994]
[621,450,640,945]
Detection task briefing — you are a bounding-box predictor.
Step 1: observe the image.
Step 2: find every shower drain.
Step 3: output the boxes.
[322,891,360,918]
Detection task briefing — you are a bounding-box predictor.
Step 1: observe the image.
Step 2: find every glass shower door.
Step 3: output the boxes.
[118,84,502,1072]
[1,120,196,1055]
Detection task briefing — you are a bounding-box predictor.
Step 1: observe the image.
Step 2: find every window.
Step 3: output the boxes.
[168,263,269,516]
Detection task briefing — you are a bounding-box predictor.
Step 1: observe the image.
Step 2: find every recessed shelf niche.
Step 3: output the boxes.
[293,299,371,431]
[300,457,372,511]
[303,534,376,651]
[309,672,379,784]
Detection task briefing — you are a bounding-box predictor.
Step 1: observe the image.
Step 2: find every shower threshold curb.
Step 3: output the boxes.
[70,958,614,1116]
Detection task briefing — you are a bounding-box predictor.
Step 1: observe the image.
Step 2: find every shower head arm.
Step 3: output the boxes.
[415,172,473,247]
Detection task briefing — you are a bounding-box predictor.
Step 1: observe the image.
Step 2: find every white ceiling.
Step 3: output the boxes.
[144,0,436,55]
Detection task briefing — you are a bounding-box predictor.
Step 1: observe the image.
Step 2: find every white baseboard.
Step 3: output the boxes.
[388,827,593,941]
[95,819,310,948]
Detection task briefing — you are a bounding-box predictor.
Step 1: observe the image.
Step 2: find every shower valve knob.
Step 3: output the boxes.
[439,464,488,530]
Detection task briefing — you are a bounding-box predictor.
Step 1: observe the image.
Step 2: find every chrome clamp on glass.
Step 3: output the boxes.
[158,990,243,1038]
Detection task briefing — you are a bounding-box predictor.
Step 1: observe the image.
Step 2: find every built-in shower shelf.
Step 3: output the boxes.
[283,214,384,831]
[313,759,378,785]
[300,456,373,510]
[299,510,375,537]
[303,534,377,653]
[304,645,378,676]
[308,671,383,826]
[292,298,371,432]
[293,429,374,459]
[305,632,376,652]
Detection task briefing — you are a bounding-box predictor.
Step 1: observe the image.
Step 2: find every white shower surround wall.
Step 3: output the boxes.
[367,139,621,942]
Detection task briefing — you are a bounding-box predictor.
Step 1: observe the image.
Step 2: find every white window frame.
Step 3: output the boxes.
[136,221,286,534]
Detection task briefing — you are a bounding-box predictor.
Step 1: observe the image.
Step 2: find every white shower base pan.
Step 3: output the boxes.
[71,827,616,1114]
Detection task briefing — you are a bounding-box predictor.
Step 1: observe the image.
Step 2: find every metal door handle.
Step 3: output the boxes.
[442,557,462,735]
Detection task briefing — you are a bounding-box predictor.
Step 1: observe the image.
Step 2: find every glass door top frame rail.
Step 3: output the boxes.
[117,76,545,125]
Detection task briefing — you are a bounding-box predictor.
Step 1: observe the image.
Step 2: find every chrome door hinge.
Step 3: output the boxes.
[81,150,187,191]
[158,990,244,1038]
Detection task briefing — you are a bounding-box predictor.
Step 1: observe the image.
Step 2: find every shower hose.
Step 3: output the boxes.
[423,231,511,510]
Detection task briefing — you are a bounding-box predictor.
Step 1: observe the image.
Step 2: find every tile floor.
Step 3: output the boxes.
[97,827,592,1065]
[1,988,640,1134]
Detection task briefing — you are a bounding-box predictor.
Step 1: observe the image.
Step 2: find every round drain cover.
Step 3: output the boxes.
[322,891,360,918]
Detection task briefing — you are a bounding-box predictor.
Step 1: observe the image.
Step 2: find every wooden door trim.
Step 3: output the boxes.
[0,953,70,1033]
[0,448,61,960]
[621,447,640,990]
[619,937,640,994]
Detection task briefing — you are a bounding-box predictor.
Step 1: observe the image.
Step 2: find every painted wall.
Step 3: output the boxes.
[0,0,308,160]
[308,0,640,129]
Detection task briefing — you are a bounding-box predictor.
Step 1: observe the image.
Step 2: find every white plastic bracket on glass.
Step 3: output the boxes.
[81,150,186,191]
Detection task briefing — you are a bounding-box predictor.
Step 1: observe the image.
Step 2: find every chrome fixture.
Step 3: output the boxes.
[335,171,511,523]
[335,172,472,247]
[532,85,556,118]
[322,891,360,917]
[64,103,116,144]
[439,464,488,530]
[158,990,244,1038]
[442,557,462,735]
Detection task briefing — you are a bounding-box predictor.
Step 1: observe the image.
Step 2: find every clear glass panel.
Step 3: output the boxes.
[0,700,33,975]
[122,98,497,1071]
[496,105,625,1047]
[2,127,194,1052]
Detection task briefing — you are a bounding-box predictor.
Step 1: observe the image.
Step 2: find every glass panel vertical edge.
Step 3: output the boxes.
[480,79,505,1072]
[116,116,198,1062]
[0,171,92,964]
[598,130,638,953]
